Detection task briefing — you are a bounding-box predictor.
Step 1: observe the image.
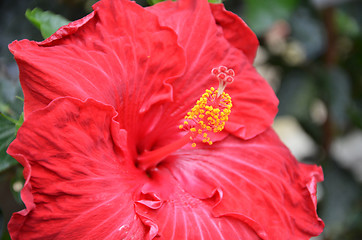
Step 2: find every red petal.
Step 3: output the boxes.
[9,0,185,121]
[158,128,324,240]
[147,0,278,139]
[7,97,148,239]
[225,63,279,139]
[209,3,259,63]
[135,170,264,239]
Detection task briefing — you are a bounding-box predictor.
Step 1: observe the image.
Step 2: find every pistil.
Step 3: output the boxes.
[137,66,234,171]
[137,131,196,171]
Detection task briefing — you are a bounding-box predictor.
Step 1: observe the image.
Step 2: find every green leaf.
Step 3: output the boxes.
[0,111,24,172]
[0,77,23,173]
[208,0,223,3]
[0,113,17,125]
[242,0,299,35]
[147,0,167,5]
[15,96,24,102]
[15,113,24,133]
[25,8,70,39]
[0,116,17,173]
[335,9,360,37]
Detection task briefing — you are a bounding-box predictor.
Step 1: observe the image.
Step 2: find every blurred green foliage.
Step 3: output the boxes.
[0,0,361,239]
[242,0,299,35]
[25,8,70,39]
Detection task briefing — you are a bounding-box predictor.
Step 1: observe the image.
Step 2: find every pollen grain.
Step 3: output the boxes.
[183,87,232,146]
[179,66,234,147]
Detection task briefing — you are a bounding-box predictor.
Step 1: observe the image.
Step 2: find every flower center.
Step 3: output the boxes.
[137,66,234,171]
[178,86,232,147]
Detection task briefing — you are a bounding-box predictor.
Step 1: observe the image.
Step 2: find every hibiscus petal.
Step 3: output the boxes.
[224,64,279,139]
[209,3,259,63]
[147,0,278,139]
[135,170,264,239]
[9,0,185,123]
[7,97,148,239]
[159,128,324,240]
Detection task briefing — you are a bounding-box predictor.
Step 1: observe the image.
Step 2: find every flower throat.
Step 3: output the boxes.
[137,66,234,170]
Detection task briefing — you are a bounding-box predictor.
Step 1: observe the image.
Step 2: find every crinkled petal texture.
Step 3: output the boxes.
[146,129,324,239]
[9,0,277,144]
[209,3,259,63]
[8,98,323,240]
[9,0,185,134]
[147,0,278,140]
[8,0,324,239]
[7,98,149,239]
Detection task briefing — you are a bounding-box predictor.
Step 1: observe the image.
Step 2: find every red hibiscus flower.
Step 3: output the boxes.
[7,0,324,239]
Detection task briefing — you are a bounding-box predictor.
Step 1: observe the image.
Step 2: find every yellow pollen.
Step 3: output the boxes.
[178,66,235,147]
[182,86,232,146]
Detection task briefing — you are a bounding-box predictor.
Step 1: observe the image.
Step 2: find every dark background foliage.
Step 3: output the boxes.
[0,0,361,239]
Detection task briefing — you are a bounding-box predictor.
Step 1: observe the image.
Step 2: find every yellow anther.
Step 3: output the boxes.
[178,75,232,148]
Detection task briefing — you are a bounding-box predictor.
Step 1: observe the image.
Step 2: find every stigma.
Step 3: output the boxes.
[179,66,233,147]
[137,66,234,171]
